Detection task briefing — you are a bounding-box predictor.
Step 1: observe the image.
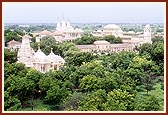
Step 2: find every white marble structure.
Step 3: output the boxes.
[53,20,84,42]
[18,35,65,73]
[143,24,152,44]
[36,20,84,42]
[76,40,134,53]
[17,35,35,67]
[92,24,152,45]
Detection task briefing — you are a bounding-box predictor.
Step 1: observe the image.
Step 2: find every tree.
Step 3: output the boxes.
[44,85,71,106]
[152,36,164,44]
[128,56,160,95]
[59,42,79,57]
[97,51,137,70]
[79,75,102,92]
[113,37,122,43]
[103,89,134,111]
[4,62,28,81]
[74,34,99,45]
[26,68,44,97]
[103,35,122,44]
[4,49,17,63]
[62,92,83,111]
[102,72,118,92]
[31,35,59,55]
[70,60,106,88]
[4,29,22,44]
[5,76,35,105]
[112,68,136,94]
[65,52,95,66]
[134,95,160,111]
[38,76,55,93]
[151,42,164,63]
[77,89,107,111]
[26,68,43,84]
[4,91,22,111]
[138,43,152,58]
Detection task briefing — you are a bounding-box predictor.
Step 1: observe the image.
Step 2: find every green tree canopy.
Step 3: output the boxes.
[4,49,17,64]
[103,89,135,111]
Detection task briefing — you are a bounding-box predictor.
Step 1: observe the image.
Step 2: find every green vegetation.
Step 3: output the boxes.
[4,29,23,45]
[74,34,122,45]
[4,27,164,111]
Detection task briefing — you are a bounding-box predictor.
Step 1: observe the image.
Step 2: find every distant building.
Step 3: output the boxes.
[18,34,65,73]
[91,24,152,45]
[77,24,152,54]
[36,20,84,42]
[17,35,35,67]
[19,25,30,28]
[76,40,134,54]
[39,30,51,38]
[6,39,21,51]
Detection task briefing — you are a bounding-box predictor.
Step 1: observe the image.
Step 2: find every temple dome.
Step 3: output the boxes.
[127,31,135,34]
[104,24,120,29]
[145,24,150,28]
[46,48,65,64]
[33,45,47,62]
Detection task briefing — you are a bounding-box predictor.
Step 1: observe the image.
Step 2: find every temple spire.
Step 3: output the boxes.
[38,43,40,50]
[51,48,53,53]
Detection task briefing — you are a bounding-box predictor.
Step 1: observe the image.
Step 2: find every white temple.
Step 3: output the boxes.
[18,34,65,73]
[91,24,152,45]
[17,35,35,67]
[36,20,84,42]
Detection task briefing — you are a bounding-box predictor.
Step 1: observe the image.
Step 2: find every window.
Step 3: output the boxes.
[54,65,57,70]
[98,46,99,49]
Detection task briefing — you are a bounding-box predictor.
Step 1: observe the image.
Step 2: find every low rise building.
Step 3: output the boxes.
[6,39,21,51]
[76,40,135,54]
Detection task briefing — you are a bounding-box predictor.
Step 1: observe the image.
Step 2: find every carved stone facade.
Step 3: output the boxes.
[18,35,65,73]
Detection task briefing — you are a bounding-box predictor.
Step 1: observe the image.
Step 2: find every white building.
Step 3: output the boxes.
[39,30,51,38]
[6,39,21,51]
[143,24,152,44]
[77,24,152,54]
[76,40,134,53]
[53,20,84,42]
[36,20,84,42]
[18,35,65,73]
[91,24,152,45]
[17,34,35,67]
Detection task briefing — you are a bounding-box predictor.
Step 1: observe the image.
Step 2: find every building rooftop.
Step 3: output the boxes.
[7,39,21,45]
[40,30,51,35]
[76,45,95,49]
[93,40,110,45]
[104,24,120,29]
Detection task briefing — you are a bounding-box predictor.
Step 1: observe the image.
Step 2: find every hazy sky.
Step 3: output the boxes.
[3,2,165,23]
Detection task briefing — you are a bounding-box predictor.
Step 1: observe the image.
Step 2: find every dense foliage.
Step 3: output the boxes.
[74,34,122,45]
[4,31,164,111]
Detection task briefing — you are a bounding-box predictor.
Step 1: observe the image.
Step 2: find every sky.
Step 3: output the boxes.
[3,2,165,24]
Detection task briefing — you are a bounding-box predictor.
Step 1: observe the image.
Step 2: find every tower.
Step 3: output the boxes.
[17,35,35,67]
[56,22,61,31]
[144,24,152,43]
[56,17,61,31]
